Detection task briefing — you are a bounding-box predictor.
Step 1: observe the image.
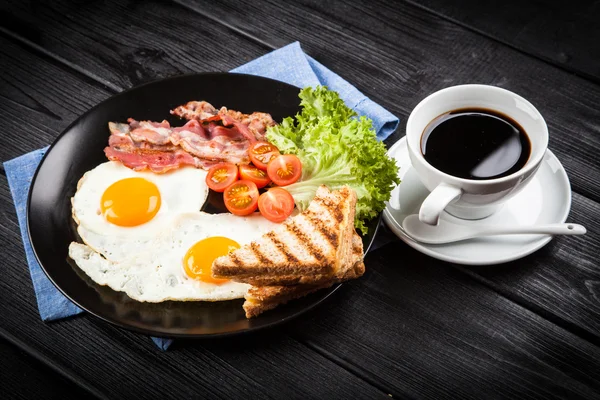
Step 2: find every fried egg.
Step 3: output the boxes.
[69,212,278,302]
[72,161,209,261]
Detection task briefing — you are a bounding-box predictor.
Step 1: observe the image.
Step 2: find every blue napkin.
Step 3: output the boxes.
[232,42,398,140]
[4,41,398,351]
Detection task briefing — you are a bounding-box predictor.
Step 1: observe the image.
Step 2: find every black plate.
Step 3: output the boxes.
[27,73,380,338]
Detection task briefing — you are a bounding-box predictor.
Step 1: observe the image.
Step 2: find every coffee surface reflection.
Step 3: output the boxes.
[421,108,531,180]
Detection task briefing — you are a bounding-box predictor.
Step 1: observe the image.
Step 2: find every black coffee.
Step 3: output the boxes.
[421,108,531,180]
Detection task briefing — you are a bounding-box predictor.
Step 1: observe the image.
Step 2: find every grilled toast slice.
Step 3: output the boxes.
[243,231,364,318]
[212,185,357,284]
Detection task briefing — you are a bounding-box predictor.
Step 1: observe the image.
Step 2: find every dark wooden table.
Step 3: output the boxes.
[1,1,599,398]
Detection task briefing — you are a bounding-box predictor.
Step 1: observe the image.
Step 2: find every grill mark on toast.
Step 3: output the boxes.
[305,213,339,248]
[250,242,271,265]
[352,237,362,256]
[313,196,344,223]
[228,252,242,268]
[265,232,299,264]
[287,222,324,260]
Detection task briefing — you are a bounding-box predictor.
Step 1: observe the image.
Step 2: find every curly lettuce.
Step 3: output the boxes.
[266,86,400,234]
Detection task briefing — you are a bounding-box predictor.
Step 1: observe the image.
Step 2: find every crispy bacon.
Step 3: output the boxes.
[219,108,275,141]
[172,102,276,142]
[170,101,217,121]
[246,112,277,140]
[127,119,172,145]
[104,146,213,173]
[105,118,250,173]
[172,119,209,140]
[170,122,249,163]
[109,120,173,147]
[106,101,276,173]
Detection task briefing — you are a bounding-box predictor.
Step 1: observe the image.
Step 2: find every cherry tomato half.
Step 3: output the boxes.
[267,154,302,186]
[206,162,239,192]
[223,180,259,216]
[258,188,295,223]
[239,164,271,189]
[249,142,280,171]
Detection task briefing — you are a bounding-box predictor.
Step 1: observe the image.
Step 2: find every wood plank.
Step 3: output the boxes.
[0,174,387,398]
[287,243,600,399]
[0,36,112,162]
[0,0,270,91]
[456,192,600,338]
[376,199,600,344]
[407,0,600,83]
[0,337,95,399]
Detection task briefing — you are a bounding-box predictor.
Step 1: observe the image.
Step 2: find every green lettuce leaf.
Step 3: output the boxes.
[266,86,400,234]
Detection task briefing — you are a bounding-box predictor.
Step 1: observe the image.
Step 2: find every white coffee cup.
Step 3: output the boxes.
[406,84,548,225]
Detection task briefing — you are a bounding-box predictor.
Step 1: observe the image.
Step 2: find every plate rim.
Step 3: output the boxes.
[26,72,380,338]
[383,136,572,266]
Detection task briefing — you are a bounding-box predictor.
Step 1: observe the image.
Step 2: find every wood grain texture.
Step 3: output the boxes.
[0,175,386,398]
[408,0,600,83]
[0,0,599,398]
[456,192,600,339]
[0,337,94,399]
[0,0,270,91]
[288,244,600,399]
[0,35,113,163]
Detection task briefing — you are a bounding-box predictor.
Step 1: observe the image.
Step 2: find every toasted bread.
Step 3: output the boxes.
[212,186,357,284]
[243,231,364,318]
[241,230,364,286]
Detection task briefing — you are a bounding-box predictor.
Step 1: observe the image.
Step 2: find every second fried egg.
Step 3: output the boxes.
[69,212,278,302]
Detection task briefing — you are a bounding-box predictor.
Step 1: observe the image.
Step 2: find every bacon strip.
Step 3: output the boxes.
[172,102,276,142]
[105,118,250,173]
[104,146,217,173]
[170,101,217,121]
[106,101,276,173]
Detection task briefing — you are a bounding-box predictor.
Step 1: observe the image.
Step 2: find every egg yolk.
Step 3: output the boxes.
[183,237,240,284]
[100,177,161,227]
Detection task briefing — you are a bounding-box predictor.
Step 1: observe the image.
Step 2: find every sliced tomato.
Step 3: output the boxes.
[249,141,280,170]
[258,188,295,223]
[267,154,302,186]
[206,162,239,192]
[223,180,259,216]
[239,164,271,189]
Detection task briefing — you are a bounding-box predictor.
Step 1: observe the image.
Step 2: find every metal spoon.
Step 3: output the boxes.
[402,214,587,245]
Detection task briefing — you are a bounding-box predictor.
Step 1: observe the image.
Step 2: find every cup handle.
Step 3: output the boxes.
[419,183,462,225]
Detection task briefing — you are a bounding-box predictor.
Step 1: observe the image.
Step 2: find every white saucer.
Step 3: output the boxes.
[383,137,572,265]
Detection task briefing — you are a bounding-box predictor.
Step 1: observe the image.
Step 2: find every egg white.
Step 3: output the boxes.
[72,161,209,261]
[69,212,278,302]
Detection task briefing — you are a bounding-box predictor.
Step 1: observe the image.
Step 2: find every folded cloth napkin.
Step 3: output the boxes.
[4,41,398,351]
[232,42,398,139]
